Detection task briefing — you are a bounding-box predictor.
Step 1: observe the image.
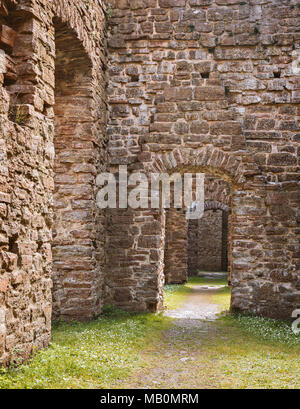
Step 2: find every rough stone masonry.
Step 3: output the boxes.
[0,0,299,366]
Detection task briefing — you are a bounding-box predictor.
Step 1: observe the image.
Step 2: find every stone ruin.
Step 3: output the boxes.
[0,0,299,365]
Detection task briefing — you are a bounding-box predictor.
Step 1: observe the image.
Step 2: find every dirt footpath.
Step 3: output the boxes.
[122,285,226,389]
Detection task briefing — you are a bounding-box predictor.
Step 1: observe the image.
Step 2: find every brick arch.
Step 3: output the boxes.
[106,141,270,313]
[105,147,268,314]
[146,146,259,187]
[204,200,230,213]
[50,1,103,63]
[106,143,271,314]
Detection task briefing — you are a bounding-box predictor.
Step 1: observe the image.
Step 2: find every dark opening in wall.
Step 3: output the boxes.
[274,71,281,78]
[8,233,18,254]
[130,75,139,82]
[201,72,210,79]
[1,1,36,125]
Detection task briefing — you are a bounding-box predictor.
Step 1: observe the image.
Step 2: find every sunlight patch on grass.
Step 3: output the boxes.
[211,286,231,311]
[188,274,231,312]
[188,274,228,287]
[164,274,230,312]
[164,284,191,310]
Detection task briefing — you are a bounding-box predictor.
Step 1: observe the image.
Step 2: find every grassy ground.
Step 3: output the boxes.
[0,307,171,389]
[124,275,300,389]
[188,275,228,287]
[196,314,300,388]
[164,283,191,310]
[0,274,299,389]
[165,274,230,311]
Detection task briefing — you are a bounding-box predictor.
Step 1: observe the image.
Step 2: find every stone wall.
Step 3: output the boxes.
[106,0,300,319]
[188,208,229,275]
[165,207,188,284]
[166,175,230,281]
[197,209,223,271]
[187,176,230,276]
[0,0,299,368]
[0,0,107,366]
[187,218,198,276]
[52,17,105,322]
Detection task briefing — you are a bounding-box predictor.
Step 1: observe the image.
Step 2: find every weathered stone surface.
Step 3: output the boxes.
[105,0,300,321]
[0,25,16,49]
[0,0,106,366]
[195,209,224,272]
[0,0,299,368]
[165,207,188,284]
[188,179,230,275]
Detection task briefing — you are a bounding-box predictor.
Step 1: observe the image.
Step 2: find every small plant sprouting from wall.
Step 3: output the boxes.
[106,7,113,18]
[9,347,25,367]
[8,104,30,125]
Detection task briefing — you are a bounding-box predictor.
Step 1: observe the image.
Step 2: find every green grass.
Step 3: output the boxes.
[196,314,300,388]
[229,313,300,347]
[211,285,231,311]
[188,274,228,287]
[0,306,171,389]
[164,283,192,310]
[162,275,300,389]
[1,274,299,389]
[164,274,230,311]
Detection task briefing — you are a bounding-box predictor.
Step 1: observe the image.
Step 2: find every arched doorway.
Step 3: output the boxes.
[52,19,101,321]
[104,146,268,315]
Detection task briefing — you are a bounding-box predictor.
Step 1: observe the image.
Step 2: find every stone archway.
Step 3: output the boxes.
[51,18,102,322]
[105,146,269,315]
[147,146,248,186]
[105,0,300,322]
[146,146,258,313]
[204,200,229,213]
[0,0,107,366]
